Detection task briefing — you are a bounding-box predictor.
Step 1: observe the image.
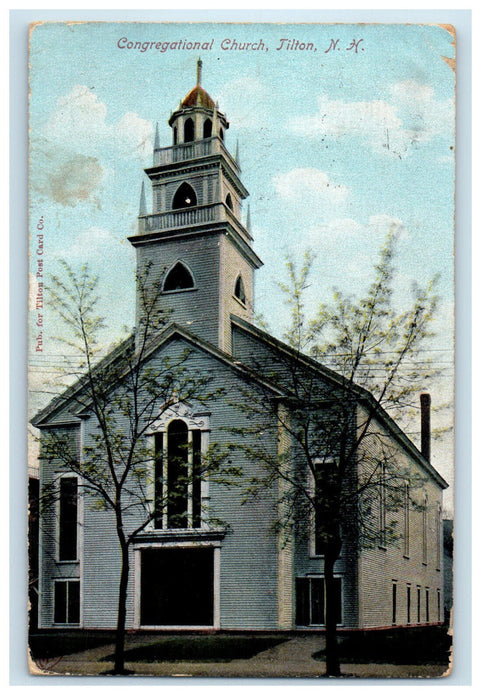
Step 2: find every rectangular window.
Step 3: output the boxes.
[425,588,430,622]
[407,585,411,624]
[435,506,440,568]
[422,495,428,564]
[192,429,202,528]
[437,589,441,622]
[154,433,164,529]
[379,464,387,547]
[312,461,336,556]
[392,582,397,625]
[403,483,410,557]
[54,580,80,624]
[59,477,78,561]
[417,586,421,623]
[295,577,342,626]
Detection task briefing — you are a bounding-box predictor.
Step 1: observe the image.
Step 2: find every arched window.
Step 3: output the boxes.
[203,118,212,139]
[153,415,204,530]
[225,192,233,210]
[234,275,246,304]
[184,118,194,143]
[172,182,197,210]
[219,127,224,141]
[173,126,178,145]
[163,261,195,292]
[167,420,189,528]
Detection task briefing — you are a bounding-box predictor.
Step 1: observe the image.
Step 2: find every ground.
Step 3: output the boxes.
[28,628,452,679]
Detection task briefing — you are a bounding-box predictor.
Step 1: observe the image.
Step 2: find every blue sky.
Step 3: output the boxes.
[28,21,455,503]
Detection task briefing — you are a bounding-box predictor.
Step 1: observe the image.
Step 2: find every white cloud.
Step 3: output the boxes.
[288,81,454,158]
[303,215,408,285]
[55,226,132,262]
[272,167,348,219]
[44,86,153,160]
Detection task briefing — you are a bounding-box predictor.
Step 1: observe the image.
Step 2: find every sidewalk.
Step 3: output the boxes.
[30,634,450,678]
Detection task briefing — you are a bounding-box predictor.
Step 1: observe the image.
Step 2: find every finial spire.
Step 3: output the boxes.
[246,203,251,231]
[154,122,160,150]
[196,57,202,86]
[139,181,147,217]
[235,139,240,166]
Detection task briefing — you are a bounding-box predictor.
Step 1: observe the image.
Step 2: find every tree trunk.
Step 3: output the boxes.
[114,540,130,674]
[324,547,341,677]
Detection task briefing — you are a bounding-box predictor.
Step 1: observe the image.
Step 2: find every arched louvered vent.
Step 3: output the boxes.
[172,182,197,210]
[234,275,246,304]
[164,262,195,292]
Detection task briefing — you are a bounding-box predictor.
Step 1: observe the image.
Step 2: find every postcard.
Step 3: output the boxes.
[28,21,455,677]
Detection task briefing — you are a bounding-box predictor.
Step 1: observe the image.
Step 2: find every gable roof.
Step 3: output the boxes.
[230,315,449,490]
[31,322,286,428]
[31,317,448,490]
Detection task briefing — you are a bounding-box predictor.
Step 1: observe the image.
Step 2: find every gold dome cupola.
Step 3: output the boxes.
[167,59,229,145]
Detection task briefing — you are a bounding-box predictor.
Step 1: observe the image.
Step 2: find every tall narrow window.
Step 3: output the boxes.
[203,118,212,139]
[54,580,80,624]
[173,126,178,145]
[184,118,194,142]
[392,582,397,625]
[312,461,336,556]
[407,585,411,624]
[437,590,441,622]
[379,463,387,547]
[422,494,428,564]
[192,429,202,528]
[163,262,195,292]
[220,127,224,141]
[172,182,197,209]
[154,433,164,529]
[436,504,442,570]
[403,482,410,557]
[59,477,78,561]
[417,586,421,623]
[425,588,430,622]
[234,275,246,305]
[167,420,189,528]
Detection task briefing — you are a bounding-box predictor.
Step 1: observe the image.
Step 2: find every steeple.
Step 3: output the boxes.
[129,63,262,353]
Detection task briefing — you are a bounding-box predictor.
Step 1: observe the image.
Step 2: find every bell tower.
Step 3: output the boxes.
[129,60,262,353]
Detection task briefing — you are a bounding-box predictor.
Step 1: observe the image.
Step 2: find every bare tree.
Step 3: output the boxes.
[232,230,440,676]
[37,262,238,674]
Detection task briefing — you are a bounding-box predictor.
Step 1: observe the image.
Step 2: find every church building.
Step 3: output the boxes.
[32,62,447,633]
